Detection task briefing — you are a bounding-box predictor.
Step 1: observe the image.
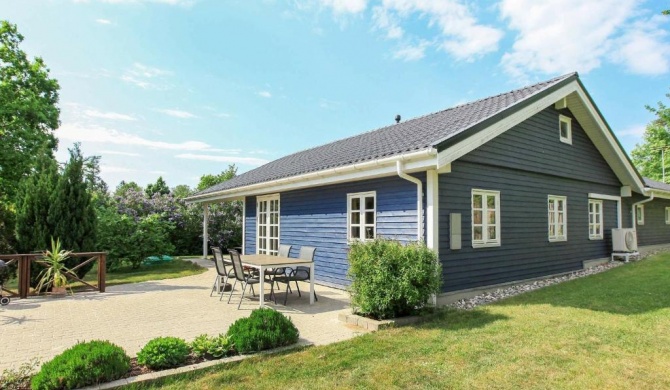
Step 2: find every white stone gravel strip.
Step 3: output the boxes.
[447,250,664,311]
[78,340,313,390]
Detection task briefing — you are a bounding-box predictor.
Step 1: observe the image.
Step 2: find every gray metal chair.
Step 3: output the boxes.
[226,249,261,308]
[210,247,235,297]
[271,246,318,305]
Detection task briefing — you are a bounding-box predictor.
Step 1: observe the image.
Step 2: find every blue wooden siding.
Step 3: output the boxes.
[244,173,426,288]
[623,195,670,246]
[244,196,256,254]
[439,106,622,292]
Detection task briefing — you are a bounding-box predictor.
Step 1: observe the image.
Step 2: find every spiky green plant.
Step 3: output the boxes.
[35,237,74,292]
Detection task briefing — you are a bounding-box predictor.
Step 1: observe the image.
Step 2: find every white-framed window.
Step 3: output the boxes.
[548,195,567,242]
[559,115,572,144]
[666,207,670,225]
[471,189,501,248]
[636,204,645,225]
[257,194,280,255]
[347,191,376,241]
[588,199,603,240]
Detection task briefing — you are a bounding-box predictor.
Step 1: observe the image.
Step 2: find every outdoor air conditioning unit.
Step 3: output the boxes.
[612,228,638,252]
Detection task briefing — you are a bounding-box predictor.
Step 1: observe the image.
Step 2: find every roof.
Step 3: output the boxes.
[193,73,577,198]
[644,177,670,192]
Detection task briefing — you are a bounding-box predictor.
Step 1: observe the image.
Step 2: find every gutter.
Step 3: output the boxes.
[186,148,437,204]
[396,161,423,241]
[632,194,654,228]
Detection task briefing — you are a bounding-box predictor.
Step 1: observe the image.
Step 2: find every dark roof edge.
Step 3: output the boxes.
[432,73,578,150]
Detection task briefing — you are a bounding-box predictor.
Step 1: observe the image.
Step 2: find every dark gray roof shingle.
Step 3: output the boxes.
[194,73,576,197]
[643,177,670,192]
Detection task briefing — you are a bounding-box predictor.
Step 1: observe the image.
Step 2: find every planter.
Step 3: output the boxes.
[51,286,67,297]
[338,312,423,331]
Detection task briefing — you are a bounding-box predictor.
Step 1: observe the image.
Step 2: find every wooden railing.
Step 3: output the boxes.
[0,252,106,298]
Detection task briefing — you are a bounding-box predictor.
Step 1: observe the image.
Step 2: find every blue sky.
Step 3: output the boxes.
[2,0,669,190]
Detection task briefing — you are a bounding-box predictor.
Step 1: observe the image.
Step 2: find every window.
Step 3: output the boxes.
[588,199,603,240]
[636,204,644,225]
[348,192,376,241]
[559,115,572,144]
[548,195,567,242]
[471,189,501,248]
[666,207,670,225]
[257,194,280,255]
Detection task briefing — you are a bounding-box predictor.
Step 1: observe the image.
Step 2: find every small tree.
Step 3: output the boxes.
[146,176,170,198]
[631,92,670,182]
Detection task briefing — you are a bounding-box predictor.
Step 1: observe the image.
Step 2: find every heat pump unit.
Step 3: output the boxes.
[612,228,638,252]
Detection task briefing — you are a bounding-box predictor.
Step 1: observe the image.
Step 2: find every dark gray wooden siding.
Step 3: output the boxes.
[244,196,257,254]
[244,173,426,288]
[622,194,670,246]
[439,106,622,292]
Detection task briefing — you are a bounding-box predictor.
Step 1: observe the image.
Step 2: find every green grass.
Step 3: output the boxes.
[124,253,670,390]
[3,256,207,291]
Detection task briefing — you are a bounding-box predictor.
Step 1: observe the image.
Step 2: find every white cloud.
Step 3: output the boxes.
[616,124,647,138]
[258,91,272,98]
[499,0,669,78]
[610,15,670,75]
[99,150,141,156]
[320,0,367,14]
[175,153,269,166]
[57,123,220,151]
[393,40,430,61]
[156,109,197,119]
[84,109,136,121]
[374,0,503,61]
[95,18,113,24]
[121,63,173,89]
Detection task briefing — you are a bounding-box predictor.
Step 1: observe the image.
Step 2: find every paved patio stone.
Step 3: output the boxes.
[0,258,365,371]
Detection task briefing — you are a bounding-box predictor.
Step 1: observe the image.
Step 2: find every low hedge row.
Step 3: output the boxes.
[26,308,299,390]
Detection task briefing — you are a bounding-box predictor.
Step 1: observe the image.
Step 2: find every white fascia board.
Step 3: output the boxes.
[588,193,621,201]
[437,82,579,168]
[189,149,438,204]
[646,188,670,200]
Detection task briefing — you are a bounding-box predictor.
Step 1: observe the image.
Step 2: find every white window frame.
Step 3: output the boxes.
[471,189,501,248]
[666,207,670,225]
[548,195,567,242]
[347,191,376,242]
[559,114,572,145]
[588,199,603,240]
[256,194,280,255]
[636,204,645,225]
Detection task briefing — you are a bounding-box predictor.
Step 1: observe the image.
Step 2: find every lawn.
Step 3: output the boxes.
[126,253,670,390]
[3,256,207,291]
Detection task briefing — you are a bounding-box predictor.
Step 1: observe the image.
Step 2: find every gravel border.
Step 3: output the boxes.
[446,250,664,311]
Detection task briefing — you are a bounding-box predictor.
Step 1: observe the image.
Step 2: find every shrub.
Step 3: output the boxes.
[347,239,442,320]
[30,340,130,390]
[190,334,235,359]
[136,337,190,370]
[227,308,299,354]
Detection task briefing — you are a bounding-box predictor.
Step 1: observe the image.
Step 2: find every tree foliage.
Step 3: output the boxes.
[631,92,670,182]
[0,20,60,202]
[146,176,170,198]
[196,165,237,191]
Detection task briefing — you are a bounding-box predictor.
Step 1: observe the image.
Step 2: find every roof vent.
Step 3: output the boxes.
[395,114,401,124]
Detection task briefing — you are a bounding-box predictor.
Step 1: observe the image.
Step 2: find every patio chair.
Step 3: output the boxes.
[265,244,292,298]
[227,249,261,308]
[210,247,235,297]
[271,246,318,305]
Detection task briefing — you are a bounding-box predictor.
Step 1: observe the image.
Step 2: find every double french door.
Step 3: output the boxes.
[257,194,280,255]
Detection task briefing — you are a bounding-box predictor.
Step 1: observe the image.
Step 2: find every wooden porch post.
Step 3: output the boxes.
[203,204,209,258]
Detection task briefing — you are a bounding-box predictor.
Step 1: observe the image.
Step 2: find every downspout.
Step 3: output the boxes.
[632,193,654,228]
[396,161,423,241]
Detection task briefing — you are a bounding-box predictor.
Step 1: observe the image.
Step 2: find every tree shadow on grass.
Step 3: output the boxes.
[493,258,670,315]
[420,307,509,331]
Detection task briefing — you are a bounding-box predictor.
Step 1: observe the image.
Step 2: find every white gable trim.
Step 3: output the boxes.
[436,80,645,194]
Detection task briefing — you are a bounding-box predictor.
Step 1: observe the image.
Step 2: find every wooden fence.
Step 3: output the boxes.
[0,252,106,298]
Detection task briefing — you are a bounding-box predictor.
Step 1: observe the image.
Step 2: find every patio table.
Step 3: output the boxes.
[241,254,315,307]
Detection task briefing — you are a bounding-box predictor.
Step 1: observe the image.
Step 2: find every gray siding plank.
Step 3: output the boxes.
[623,195,670,246]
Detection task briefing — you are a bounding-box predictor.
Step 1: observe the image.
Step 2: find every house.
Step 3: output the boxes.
[187,72,670,302]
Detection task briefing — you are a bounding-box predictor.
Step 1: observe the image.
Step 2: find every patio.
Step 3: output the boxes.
[0,258,365,371]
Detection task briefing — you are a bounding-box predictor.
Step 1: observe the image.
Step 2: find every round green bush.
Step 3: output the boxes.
[30,340,130,390]
[136,337,190,370]
[227,308,299,353]
[347,239,442,320]
[189,333,234,359]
